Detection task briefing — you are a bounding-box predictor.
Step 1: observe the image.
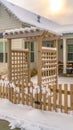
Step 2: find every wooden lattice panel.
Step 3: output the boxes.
[42,47,57,86]
[11,49,29,84]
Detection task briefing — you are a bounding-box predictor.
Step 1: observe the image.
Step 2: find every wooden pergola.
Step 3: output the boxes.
[3,27,59,87]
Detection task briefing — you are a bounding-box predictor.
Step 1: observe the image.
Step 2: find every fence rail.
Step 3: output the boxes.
[0,80,73,114]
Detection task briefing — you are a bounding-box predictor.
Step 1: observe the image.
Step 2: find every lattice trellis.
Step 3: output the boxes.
[11,49,29,84]
[42,47,57,86]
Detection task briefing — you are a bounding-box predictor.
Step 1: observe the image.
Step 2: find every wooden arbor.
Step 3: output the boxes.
[4,27,59,88]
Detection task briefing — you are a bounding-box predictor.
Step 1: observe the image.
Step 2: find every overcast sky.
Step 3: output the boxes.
[7,0,73,25]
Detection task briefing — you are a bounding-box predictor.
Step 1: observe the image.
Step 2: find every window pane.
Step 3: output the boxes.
[5,53,8,63]
[68,53,73,61]
[68,44,73,52]
[24,42,28,49]
[42,41,53,47]
[67,44,73,61]
[31,42,34,51]
[47,41,53,47]
[0,53,3,62]
[24,42,34,62]
[31,52,34,62]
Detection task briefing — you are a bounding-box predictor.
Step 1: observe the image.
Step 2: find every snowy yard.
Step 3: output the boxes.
[58,76,73,85]
[0,99,73,130]
[31,75,73,85]
[0,76,73,130]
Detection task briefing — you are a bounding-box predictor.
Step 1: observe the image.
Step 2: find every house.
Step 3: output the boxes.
[0,0,73,75]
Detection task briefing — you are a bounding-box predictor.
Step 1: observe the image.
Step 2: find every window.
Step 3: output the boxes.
[0,41,8,63]
[0,53,3,62]
[24,41,34,62]
[5,53,8,63]
[42,41,54,47]
[24,42,28,49]
[30,42,34,62]
[67,44,73,61]
[0,42,3,62]
[5,42,8,63]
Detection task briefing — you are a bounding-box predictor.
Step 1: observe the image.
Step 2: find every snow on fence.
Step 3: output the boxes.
[0,79,73,113]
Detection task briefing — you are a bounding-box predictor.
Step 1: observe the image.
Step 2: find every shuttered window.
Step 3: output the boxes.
[0,42,3,62]
[5,42,8,63]
[24,42,28,49]
[30,42,34,62]
[68,44,73,61]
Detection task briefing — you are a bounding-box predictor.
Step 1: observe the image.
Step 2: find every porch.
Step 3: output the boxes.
[58,35,73,76]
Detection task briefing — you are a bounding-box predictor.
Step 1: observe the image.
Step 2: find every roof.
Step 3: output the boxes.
[0,0,60,34]
[0,0,73,35]
[56,24,73,34]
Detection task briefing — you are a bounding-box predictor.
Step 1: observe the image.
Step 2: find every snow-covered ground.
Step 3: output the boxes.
[0,76,73,130]
[0,99,73,130]
[58,76,73,84]
[31,75,73,85]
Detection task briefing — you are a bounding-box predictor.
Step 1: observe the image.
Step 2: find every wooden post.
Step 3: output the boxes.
[54,39,58,112]
[8,39,12,101]
[48,96,51,111]
[54,39,58,89]
[37,36,42,109]
[6,87,9,99]
[28,42,31,82]
[8,39,12,81]
[70,84,73,110]
[3,39,6,63]
[43,93,46,110]
[59,84,62,112]
[2,86,4,98]
[63,38,67,74]
[37,36,42,86]
[53,85,57,111]
[64,84,68,113]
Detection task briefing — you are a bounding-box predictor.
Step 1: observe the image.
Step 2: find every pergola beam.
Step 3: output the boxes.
[3,27,59,40]
[4,30,44,39]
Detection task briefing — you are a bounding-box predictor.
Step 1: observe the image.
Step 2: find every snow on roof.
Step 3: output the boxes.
[56,24,73,34]
[4,27,40,34]
[0,0,60,33]
[0,0,73,35]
